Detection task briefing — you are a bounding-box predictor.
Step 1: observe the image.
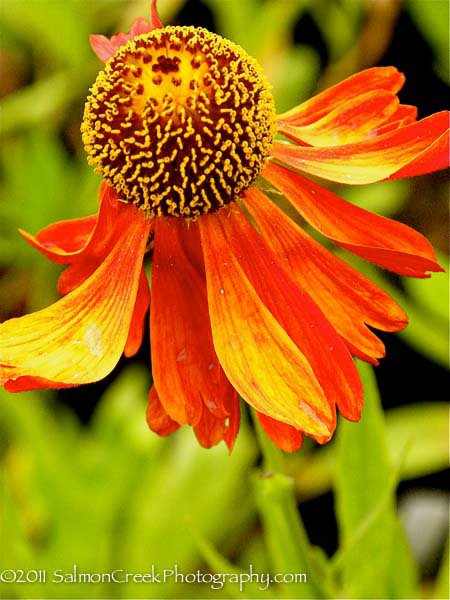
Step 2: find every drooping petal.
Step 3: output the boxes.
[124,268,150,358]
[200,212,337,437]
[0,205,150,391]
[20,215,97,264]
[222,391,240,452]
[257,412,303,453]
[90,0,163,63]
[272,112,449,184]
[193,387,240,451]
[150,218,237,428]
[147,386,180,436]
[277,67,405,126]
[193,404,230,450]
[263,162,443,278]
[19,181,115,271]
[206,205,362,423]
[56,183,126,294]
[244,188,408,364]
[278,90,400,147]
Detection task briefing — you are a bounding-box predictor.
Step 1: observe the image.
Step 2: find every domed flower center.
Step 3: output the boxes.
[82,26,276,218]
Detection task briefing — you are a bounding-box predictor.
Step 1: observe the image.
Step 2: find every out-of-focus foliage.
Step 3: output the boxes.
[406,0,449,84]
[0,1,448,599]
[334,362,418,599]
[0,367,257,599]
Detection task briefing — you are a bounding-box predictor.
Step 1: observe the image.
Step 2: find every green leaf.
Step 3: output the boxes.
[310,0,362,62]
[203,0,259,50]
[386,402,449,480]
[0,369,258,599]
[334,362,418,598]
[407,0,450,83]
[334,253,449,368]
[253,472,335,599]
[403,251,449,324]
[0,0,92,68]
[272,46,320,114]
[288,400,449,504]
[434,536,449,599]
[337,179,410,218]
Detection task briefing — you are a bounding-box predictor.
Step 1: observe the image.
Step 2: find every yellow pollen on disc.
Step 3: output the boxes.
[82,26,276,218]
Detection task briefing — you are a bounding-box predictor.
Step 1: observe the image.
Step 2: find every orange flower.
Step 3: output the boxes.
[1,1,448,452]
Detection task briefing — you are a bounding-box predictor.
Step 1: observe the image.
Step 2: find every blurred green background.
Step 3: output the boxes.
[0,0,448,598]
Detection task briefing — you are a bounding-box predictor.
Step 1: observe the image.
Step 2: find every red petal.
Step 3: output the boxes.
[194,383,240,451]
[263,162,443,278]
[277,67,405,126]
[194,404,229,449]
[257,412,303,452]
[207,205,362,423]
[150,218,236,428]
[273,112,449,184]
[389,128,450,179]
[56,183,126,294]
[223,392,240,452]
[20,181,122,291]
[147,386,180,436]
[278,90,400,147]
[20,215,97,264]
[200,211,344,436]
[124,268,150,358]
[244,188,408,364]
[0,205,150,390]
[150,0,164,29]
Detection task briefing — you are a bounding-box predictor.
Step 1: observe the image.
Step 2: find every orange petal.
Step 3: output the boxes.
[257,412,303,453]
[20,215,97,264]
[56,183,127,294]
[374,104,417,136]
[200,212,335,437]
[208,205,362,423]
[0,205,150,391]
[150,218,237,428]
[264,162,443,278]
[194,384,240,451]
[244,188,408,364]
[278,90,400,147]
[146,386,180,436]
[390,128,450,179]
[19,180,121,293]
[194,404,230,449]
[150,0,164,29]
[222,391,240,452]
[124,268,150,358]
[272,112,449,184]
[277,67,405,126]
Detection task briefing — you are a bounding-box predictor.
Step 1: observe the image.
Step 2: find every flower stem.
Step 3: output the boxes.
[251,409,334,599]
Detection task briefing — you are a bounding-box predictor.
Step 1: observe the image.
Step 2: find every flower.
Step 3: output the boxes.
[0,0,448,452]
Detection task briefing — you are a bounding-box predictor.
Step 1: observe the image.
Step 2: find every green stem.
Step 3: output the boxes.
[251,410,334,599]
[251,409,285,473]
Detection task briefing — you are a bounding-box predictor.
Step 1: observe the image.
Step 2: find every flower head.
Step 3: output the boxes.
[83,26,276,217]
[0,0,448,452]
